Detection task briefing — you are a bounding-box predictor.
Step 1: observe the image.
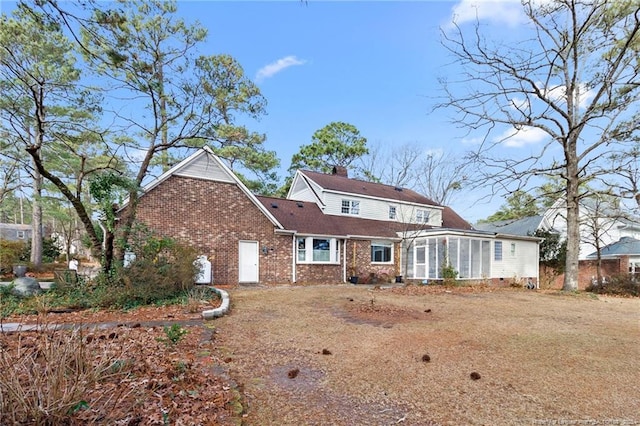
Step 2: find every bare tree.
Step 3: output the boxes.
[414,150,467,206]
[581,194,621,285]
[358,142,467,205]
[604,143,640,211]
[437,0,640,291]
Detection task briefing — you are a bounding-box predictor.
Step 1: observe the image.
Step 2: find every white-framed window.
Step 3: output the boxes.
[510,243,516,256]
[16,230,25,239]
[341,199,360,215]
[416,209,430,223]
[389,206,397,220]
[371,241,393,263]
[494,241,503,261]
[297,237,340,263]
[297,238,306,262]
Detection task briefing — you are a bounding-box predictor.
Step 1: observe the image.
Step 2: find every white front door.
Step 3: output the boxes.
[239,241,259,283]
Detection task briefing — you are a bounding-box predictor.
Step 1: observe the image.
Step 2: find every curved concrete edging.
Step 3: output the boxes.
[202,287,230,320]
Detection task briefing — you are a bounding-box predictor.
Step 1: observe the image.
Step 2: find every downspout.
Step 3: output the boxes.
[343,239,347,283]
[536,238,540,289]
[292,233,296,283]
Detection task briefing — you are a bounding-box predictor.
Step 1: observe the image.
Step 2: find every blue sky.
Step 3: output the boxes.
[0,0,539,222]
[175,0,535,222]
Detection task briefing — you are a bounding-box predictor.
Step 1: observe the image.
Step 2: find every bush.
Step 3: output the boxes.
[96,226,199,309]
[586,274,639,297]
[20,238,61,264]
[0,240,28,275]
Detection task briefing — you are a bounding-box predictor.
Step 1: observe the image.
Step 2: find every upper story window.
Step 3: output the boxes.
[416,209,430,223]
[494,241,503,261]
[388,206,397,220]
[341,199,360,215]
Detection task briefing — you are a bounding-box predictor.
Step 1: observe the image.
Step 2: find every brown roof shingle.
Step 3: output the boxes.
[300,170,439,206]
[257,196,445,238]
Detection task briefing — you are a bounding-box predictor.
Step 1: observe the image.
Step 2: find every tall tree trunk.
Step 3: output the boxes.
[563,156,580,291]
[30,160,43,266]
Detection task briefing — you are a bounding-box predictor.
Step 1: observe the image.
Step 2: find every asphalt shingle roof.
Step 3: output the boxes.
[257,196,436,238]
[256,196,472,237]
[586,237,640,258]
[300,170,439,206]
[474,216,544,236]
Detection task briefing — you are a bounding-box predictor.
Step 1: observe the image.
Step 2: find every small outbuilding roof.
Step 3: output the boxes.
[474,215,546,236]
[586,237,640,258]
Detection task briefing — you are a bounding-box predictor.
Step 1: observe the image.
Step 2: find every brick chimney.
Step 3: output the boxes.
[332,166,348,177]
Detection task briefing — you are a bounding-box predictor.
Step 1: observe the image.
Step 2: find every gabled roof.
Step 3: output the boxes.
[298,170,440,206]
[132,147,284,229]
[586,237,640,258]
[475,215,547,236]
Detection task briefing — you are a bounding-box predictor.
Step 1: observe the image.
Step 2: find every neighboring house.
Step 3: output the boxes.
[543,197,640,260]
[477,199,640,261]
[131,148,539,286]
[585,236,640,279]
[476,199,640,288]
[0,223,32,242]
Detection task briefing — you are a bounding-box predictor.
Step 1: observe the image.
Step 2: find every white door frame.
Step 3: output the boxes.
[239,240,259,283]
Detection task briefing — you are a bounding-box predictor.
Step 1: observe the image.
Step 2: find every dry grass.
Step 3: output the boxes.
[214,285,640,426]
[0,324,130,425]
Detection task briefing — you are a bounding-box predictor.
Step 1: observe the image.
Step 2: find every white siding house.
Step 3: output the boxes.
[403,230,539,285]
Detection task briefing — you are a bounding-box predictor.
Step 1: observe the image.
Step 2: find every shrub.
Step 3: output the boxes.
[441,264,458,286]
[20,238,61,263]
[99,225,199,308]
[0,240,28,275]
[586,274,639,297]
[185,286,220,313]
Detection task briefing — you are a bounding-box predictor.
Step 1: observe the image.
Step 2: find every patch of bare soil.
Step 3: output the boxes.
[213,285,640,425]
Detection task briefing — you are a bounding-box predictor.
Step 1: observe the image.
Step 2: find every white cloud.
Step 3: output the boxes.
[497,126,548,148]
[255,55,306,83]
[448,0,526,28]
[538,83,596,109]
[461,136,486,146]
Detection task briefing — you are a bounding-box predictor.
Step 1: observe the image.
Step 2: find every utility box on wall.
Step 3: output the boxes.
[195,255,212,284]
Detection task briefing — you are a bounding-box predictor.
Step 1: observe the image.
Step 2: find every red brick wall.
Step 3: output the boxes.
[293,240,402,284]
[540,257,628,290]
[344,240,401,284]
[132,176,292,285]
[295,263,343,284]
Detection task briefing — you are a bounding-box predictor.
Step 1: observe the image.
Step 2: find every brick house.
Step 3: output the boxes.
[131,147,540,286]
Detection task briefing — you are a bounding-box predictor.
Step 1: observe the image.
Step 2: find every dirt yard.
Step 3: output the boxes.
[214,285,639,426]
[1,285,638,425]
